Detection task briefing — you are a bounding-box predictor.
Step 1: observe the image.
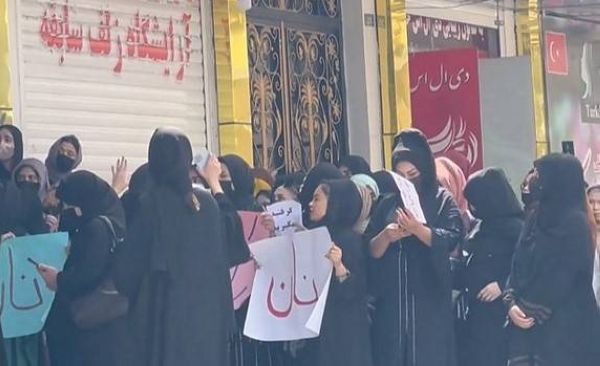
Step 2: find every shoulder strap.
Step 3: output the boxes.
[97,216,123,254]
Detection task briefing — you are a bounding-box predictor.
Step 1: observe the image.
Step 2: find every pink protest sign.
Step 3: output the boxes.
[230,211,270,310]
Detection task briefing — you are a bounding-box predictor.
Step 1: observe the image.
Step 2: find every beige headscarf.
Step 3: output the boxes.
[353,184,374,234]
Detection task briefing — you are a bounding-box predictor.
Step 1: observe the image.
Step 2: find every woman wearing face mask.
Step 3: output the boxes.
[37,171,131,366]
[504,154,600,366]
[295,179,372,366]
[112,128,233,366]
[13,158,59,233]
[45,135,82,186]
[460,168,524,366]
[367,129,464,366]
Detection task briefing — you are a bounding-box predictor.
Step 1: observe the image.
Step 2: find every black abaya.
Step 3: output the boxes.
[366,187,463,366]
[461,168,525,366]
[114,128,233,366]
[297,179,373,366]
[45,171,131,366]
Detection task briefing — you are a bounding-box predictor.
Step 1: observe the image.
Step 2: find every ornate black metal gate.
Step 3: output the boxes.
[248,0,346,174]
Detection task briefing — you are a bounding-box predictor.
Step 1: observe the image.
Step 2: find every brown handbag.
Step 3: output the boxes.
[69,216,129,329]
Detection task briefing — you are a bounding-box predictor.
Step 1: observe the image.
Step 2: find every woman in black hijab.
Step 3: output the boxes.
[366,129,464,366]
[504,153,600,366]
[298,163,344,226]
[461,168,524,366]
[372,170,398,197]
[338,155,372,178]
[38,170,129,366]
[114,128,233,366]
[297,179,372,366]
[219,154,260,211]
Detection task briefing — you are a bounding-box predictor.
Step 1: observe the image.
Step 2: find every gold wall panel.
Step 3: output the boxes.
[213,0,253,163]
[516,0,548,157]
[376,0,411,169]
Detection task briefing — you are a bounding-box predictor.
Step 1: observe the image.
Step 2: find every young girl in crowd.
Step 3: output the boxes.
[504,154,600,366]
[296,179,372,366]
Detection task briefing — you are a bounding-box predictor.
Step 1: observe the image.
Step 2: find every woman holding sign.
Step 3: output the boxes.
[295,178,372,366]
[367,129,464,366]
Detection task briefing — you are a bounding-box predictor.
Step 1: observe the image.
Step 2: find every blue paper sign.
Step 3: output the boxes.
[0,233,69,338]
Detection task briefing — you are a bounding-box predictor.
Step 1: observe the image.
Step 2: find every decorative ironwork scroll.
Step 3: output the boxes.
[248,0,345,173]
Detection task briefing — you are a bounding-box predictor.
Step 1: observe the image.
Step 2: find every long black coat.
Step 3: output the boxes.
[115,187,233,366]
[367,186,463,366]
[505,154,600,366]
[45,171,131,366]
[297,179,372,366]
[45,216,132,366]
[461,168,524,366]
[461,217,522,366]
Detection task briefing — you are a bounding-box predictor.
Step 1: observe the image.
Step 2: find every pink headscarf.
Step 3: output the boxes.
[435,157,469,227]
[441,150,471,181]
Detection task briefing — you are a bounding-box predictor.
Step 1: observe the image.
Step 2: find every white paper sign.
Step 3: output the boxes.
[267,201,303,236]
[243,227,333,341]
[390,171,427,224]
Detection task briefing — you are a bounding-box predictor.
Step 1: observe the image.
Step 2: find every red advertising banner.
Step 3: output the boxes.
[409,48,483,171]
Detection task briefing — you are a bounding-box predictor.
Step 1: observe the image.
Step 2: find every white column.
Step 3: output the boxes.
[341,0,384,170]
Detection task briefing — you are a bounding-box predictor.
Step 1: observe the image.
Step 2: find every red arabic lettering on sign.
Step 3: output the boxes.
[266,240,319,319]
[38,2,194,81]
[409,49,484,171]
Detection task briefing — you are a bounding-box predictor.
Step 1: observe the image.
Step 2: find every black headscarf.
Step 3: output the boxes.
[298,163,344,222]
[315,179,362,234]
[535,153,587,229]
[45,135,83,185]
[145,127,197,272]
[339,155,372,176]
[148,127,193,196]
[392,128,437,194]
[56,171,125,235]
[121,163,150,223]
[372,170,399,196]
[0,125,23,185]
[218,154,256,211]
[464,168,523,220]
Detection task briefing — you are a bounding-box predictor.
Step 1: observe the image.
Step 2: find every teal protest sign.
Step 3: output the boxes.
[0,233,69,338]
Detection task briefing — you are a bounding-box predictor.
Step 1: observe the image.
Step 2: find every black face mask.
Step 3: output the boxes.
[409,176,424,193]
[220,181,234,198]
[59,207,84,232]
[56,154,76,173]
[18,181,40,195]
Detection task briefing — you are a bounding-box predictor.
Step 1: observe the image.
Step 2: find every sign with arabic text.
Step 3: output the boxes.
[230,211,271,310]
[0,233,69,338]
[244,227,333,341]
[409,49,483,171]
[267,201,302,236]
